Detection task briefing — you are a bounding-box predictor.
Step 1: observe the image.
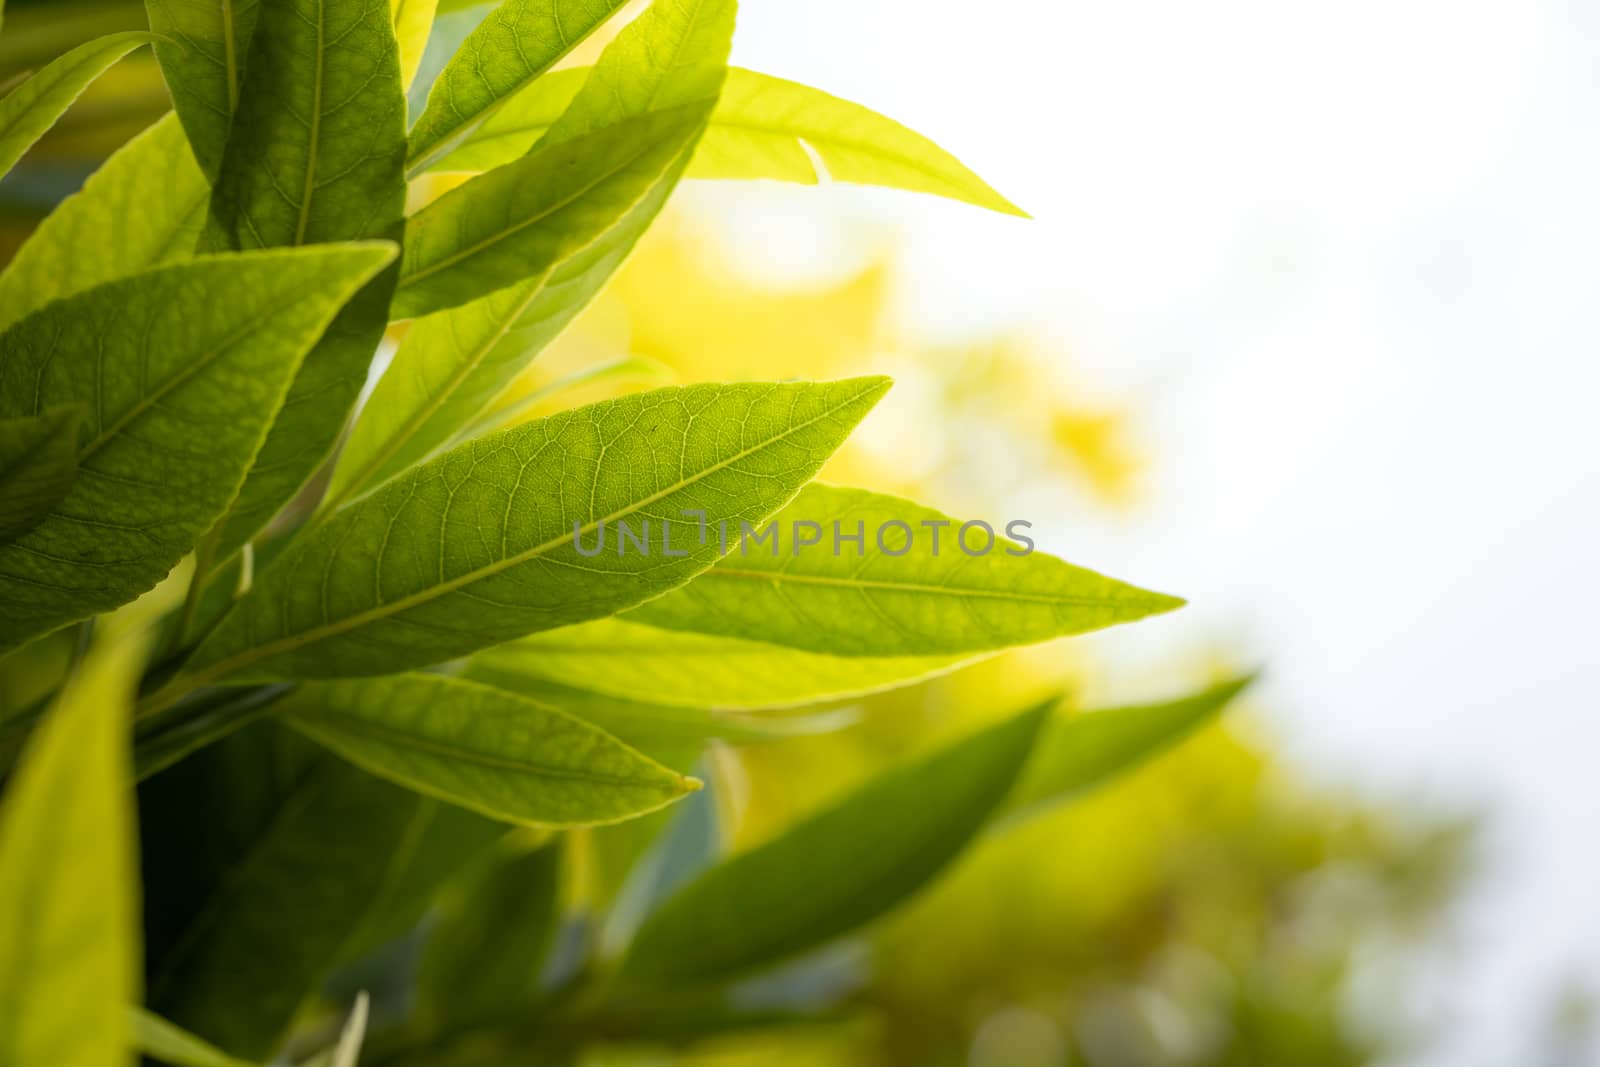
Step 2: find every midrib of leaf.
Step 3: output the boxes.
[680,567,1166,607]
[174,379,885,689]
[76,298,299,462]
[300,708,685,788]
[295,0,327,247]
[397,125,696,293]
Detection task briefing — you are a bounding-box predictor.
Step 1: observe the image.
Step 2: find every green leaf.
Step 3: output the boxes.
[131,1008,257,1067]
[467,617,969,710]
[0,113,209,333]
[1002,675,1255,822]
[404,0,629,171]
[141,724,428,1059]
[0,409,79,545]
[614,700,1052,986]
[0,31,156,179]
[626,483,1183,656]
[392,105,708,320]
[281,673,698,827]
[174,377,888,685]
[458,673,845,772]
[416,840,562,1027]
[206,0,409,556]
[0,638,143,1067]
[0,245,396,651]
[144,0,261,176]
[392,0,438,90]
[436,66,1026,215]
[336,0,732,500]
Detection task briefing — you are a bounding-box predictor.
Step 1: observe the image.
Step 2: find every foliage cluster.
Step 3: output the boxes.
[0,1,1262,1064]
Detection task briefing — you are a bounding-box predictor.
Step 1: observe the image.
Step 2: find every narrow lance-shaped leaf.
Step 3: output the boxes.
[0,31,156,179]
[416,841,562,1029]
[627,483,1184,657]
[206,0,408,556]
[1001,675,1256,823]
[392,104,707,320]
[391,0,438,90]
[0,638,144,1067]
[131,1008,258,1067]
[0,114,209,332]
[405,0,630,171]
[174,378,888,685]
[459,674,849,772]
[145,0,262,176]
[468,617,970,710]
[334,0,733,503]
[0,246,396,651]
[0,409,79,545]
[281,673,697,826]
[436,66,1027,215]
[141,723,428,1059]
[615,700,1053,987]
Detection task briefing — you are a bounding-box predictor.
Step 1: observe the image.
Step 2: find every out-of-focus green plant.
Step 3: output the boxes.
[0,1,1282,1065]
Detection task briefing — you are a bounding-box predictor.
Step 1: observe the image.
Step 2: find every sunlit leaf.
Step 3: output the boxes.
[282,673,697,826]
[467,617,969,710]
[0,31,155,179]
[0,638,143,1067]
[436,66,1026,215]
[145,0,261,176]
[0,409,79,545]
[206,0,408,556]
[173,378,887,685]
[627,483,1183,657]
[1002,675,1256,822]
[0,245,396,651]
[392,105,708,320]
[338,0,732,502]
[405,0,629,171]
[459,672,851,771]
[615,700,1053,986]
[0,114,208,332]
[391,0,438,90]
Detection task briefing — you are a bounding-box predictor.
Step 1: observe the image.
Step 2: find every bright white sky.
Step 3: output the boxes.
[710,1,1600,1063]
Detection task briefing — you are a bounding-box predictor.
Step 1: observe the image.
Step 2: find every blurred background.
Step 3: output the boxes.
[5,2,1597,1064]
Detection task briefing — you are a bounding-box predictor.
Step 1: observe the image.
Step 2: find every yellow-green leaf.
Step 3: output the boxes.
[0,113,209,333]
[0,638,144,1067]
[0,245,397,651]
[627,483,1183,657]
[172,378,888,685]
[282,673,697,827]
[405,0,629,170]
[0,31,156,179]
[1002,676,1256,822]
[391,0,438,90]
[468,617,969,710]
[433,66,1026,215]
